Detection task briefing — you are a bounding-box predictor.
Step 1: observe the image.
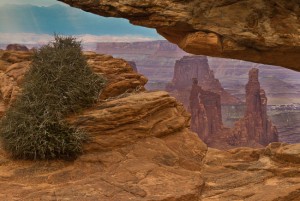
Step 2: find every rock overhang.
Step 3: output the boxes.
[58,0,300,72]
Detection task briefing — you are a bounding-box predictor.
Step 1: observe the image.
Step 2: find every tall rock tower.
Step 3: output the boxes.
[230,68,278,146]
[189,78,223,143]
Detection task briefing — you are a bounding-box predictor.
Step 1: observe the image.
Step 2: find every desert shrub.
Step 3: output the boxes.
[0,36,106,160]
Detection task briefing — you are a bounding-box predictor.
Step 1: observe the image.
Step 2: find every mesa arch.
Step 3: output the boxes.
[58,0,300,72]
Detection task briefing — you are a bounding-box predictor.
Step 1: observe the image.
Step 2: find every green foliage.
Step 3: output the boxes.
[0,36,106,160]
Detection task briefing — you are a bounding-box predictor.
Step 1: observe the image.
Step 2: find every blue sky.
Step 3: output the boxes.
[0,0,64,6]
[0,0,162,43]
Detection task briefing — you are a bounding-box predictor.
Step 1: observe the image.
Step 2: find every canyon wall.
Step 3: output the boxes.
[188,68,279,148]
[208,58,300,104]
[189,79,223,143]
[59,0,300,71]
[95,40,188,89]
[93,41,300,106]
[166,56,241,106]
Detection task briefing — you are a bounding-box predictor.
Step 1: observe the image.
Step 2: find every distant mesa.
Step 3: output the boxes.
[166,55,241,106]
[6,44,29,52]
[127,61,138,72]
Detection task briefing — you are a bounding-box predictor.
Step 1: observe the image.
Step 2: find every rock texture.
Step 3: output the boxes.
[59,0,300,71]
[189,68,279,149]
[0,51,299,200]
[67,91,193,152]
[0,51,147,113]
[84,52,147,100]
[229,68,278,146]
[167,56,240,105]
[0,90,208,200]
[189,78,223,143]
[201,143,300,201]
[0,50,208,200]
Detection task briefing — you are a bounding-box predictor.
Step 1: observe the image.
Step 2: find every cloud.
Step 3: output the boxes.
[0,4,162,38]
[0,32,159,45]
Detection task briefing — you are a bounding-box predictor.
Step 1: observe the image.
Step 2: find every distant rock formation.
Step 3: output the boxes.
[127,61,138,72]
[167,56,241,106]
[189,78,223,142]
[95,40,188,87]
[189,68,278,148]
[229,68,278,146]
[6,44,29,51]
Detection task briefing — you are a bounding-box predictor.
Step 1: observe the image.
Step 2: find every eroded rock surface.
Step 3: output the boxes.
[0,51,147,114]
[201,143,300,201]
[0,90,208,201]
[229,68,278,146]
[167,56,240,105]
[0,51,208,200]
[84,52,147,99]
[0,51,299,200]
[59,0,300,71]
[189,78,223,143]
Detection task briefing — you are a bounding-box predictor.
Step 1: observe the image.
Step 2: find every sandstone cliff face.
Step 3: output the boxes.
[59,0,300,71]
[230,68,278,146]
[167,56,240,105]
[0,91,208,200]
[0,51,299,200]
[189,80,223,143]
[84,52,147,100]
[166,56,242,145]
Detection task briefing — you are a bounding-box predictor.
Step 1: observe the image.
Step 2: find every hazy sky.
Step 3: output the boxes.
[0,0,65,6]
[0,0,163,43]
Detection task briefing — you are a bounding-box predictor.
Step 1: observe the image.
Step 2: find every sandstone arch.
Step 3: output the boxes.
[58,0,300,71]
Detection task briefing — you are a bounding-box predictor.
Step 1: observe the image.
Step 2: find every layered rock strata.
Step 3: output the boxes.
[0,51,147,113]
[230,68,278,146]
[201,143,300,201]
[95,40,188,87]
[0,91,208,201]
[0,51,299,200]
[189,78,223,143]
[59,0,300,71]
[167,56,240,105]
[0,50,208,200]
